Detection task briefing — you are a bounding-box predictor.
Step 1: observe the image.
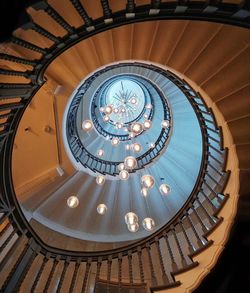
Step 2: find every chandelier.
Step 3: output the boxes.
[67,77,171,233]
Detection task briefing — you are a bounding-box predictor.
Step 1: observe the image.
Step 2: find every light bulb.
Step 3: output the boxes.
[142,217,155,231]
[143,120,152,130]
[120,107,126,113]
[124,156,137,169]
[141,175,155,189]
[118,163,125,171]
[111,137,120,146]
[133,143,142,153]
[125,212,138,225]
[67,196,79,208]
[103,115,110,122]
[97,149,104,157]
[131,122,143,134]
[113,108,119,114]
[127,222,139,232]
[97,203,107,215]
[149,142,155,148]
[141,187,148,197]
[119,170,129,180]
[161,120,170,128]
[159,184,171,196]
[96,175,105,185]
[82,120,93,132]
[104,105,112,114]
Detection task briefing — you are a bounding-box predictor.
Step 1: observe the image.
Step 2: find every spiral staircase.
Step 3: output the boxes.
[0,1,249,292]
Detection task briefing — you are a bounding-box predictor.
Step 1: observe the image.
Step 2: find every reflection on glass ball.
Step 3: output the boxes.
[142,217,155,231]
[143,120,152,130]
[141,175,155,189]
[97,203,107,215]
[82,120,93,132]
[119,170,129,180]
[96,175,105,185]
[67,196,79,208]
[161,120,170,128]
[111,137,120,146]
[159,184,171,196]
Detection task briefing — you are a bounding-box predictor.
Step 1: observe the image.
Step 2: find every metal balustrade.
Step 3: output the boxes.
[0,0,244,291]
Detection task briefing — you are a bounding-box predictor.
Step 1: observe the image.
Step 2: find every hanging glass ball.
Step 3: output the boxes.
[144,114,148,119]
[124,156,137,169]
[97,149,104,157]
[125,212,138,225]
[130,97,137,105]
[131,122,143,134]
[111,137,120,146]
[118,163,125,171]
[113,108,119,114]
[159,184,171,196]
[117,122,123,129]
[141,175,155,189]
[161,120,170,128]
[142,217,155,231]
[82,120,93,132]
[67,196,79,208]
[103,115,110,122]
[96,175,105,185]
[104,105,112,114]
[119,170,129,180]
[97,204,107,215]
[141,187,148,197]
[127,222,139,232]
[143,120,152,130]
[100,107,104,112]
[132,143,142,153]
[149,142,155,148]
[125,144,130,150]
[146,104,153,109]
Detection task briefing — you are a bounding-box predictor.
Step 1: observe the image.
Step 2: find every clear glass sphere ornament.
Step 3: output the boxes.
[133,143,142,153]
[141,175,155,189]
[103,115,110,122]
[161,120,170,128]
[146,104,153,109]
[141,187,148,197]
[129,132,135,138]
[124,127,128,132]
[117,122,123,129]
[119,170,129,180]
[111,137,120,146]
[113,108,119,114]
[125,212,138,225]
[67,196,79,208]
[125,144,130,150]
[100,107,104,112]
[159,184,171,196]
[104,105,112,114]
[130,97,137,105]
[149,142,155,148]
[96,175,105,185]
[143,120,152,130]
[127,222,139,232]
[120,107,126,113]
[144,114,148,119]
[118,163,125,171]
[124,156,137,169]
[97,149,104,157]
[82,120,93,132]
[97,203,107,215]
[131,122,143,134]
[142,217,155,231]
